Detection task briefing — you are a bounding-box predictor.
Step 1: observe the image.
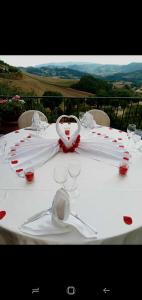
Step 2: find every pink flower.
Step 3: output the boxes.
[12,95,20,101]
[0,99,7,104]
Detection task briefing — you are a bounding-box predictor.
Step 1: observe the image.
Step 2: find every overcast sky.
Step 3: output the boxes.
[1,55,142,67]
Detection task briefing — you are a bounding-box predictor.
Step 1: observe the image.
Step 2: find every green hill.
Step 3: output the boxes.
[104,70,142,84]
[0,60,22,79]
[20,66,88,79]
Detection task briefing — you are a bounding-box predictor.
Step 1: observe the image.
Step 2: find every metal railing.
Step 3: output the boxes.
[0,96,142,131]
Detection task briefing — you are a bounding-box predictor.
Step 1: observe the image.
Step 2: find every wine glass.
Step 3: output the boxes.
[132,129,141,151]
[79,112,85,125]
[68,159,81,193]
[127,124,136,149]
[65,159,81,214]
[127,124,136,139]
[53,165,68,188]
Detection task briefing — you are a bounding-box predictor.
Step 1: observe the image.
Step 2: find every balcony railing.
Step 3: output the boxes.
[0,96,142,132]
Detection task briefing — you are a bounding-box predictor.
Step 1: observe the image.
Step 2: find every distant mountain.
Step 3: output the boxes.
[104,70,142,84]
[35,62,91,68]
[34,62,142,77]
[69,63,142,76]
[20,66,88,79]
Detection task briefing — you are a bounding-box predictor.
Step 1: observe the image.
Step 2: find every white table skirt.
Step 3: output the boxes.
[0,124,142,244]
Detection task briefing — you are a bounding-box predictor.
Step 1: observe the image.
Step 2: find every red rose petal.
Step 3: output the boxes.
[15,143,20,147]
[92,131,96,133]
[123,216,133,225]
[11,160,18,164]
[27,135,31,138]
[119,145,124,148]
[16,168,23,173]
[15,130,19,133]
[109,128,112,130]
[104,135,109,138]
[0,211,6,220]
[118,138,122,140]
[20,140,25,142]
[97,133,101,135]
[119,130,123,133]
[112,139,117,142]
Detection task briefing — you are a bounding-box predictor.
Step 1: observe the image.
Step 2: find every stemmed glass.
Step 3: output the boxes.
[53,165,68,189]
[79,112,85,126]
[127,124,136,149]
[127,124,136,138]
[65,159,81,214]
[39,120,49,136]
[132,129,142,151]
[68,159,81,190]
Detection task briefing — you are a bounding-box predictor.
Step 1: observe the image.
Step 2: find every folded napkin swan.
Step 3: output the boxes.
[20,188,98,239]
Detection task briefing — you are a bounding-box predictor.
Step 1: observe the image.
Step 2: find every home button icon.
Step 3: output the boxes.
[66,286,76,295]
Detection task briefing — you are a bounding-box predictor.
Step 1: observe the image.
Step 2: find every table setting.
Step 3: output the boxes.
[1,111,142,244]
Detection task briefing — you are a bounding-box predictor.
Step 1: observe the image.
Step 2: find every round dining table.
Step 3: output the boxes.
[0,123,142,245]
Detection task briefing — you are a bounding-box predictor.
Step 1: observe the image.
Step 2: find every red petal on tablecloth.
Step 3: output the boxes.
[20,140,25,142]
[97,133,101,135]
[0,211,6,220]
[123,216,133,225]
[27,135,31,138]
[104,135,109,138]
[109,127,112,130]
[11,160,18,164]
[16,168,23,173]
[15,143,20,147]
[112,139,117,142]
[15,131,19,133]
[118,138,122,140]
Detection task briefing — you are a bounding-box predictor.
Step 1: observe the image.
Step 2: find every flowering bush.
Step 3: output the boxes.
[0,95,25,122]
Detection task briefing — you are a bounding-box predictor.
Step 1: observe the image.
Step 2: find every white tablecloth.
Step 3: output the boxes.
[0,124,142,244]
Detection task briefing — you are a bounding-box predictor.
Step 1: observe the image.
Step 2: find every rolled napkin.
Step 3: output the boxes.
[20,188,98,239]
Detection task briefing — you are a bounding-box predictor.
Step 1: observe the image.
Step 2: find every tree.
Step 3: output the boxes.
[42,91,63,110]
[71,75,113,96]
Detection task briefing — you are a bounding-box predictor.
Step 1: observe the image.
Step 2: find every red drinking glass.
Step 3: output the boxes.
[119,165,128,176]
[24,167,34,182]
[119,158,129,176]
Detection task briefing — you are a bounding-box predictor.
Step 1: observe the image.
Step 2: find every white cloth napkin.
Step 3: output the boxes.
[76,136,126,166]
[9,135,59,171]
[20,188,98,239]
[31,111,40,129]
[82,112,97,129]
